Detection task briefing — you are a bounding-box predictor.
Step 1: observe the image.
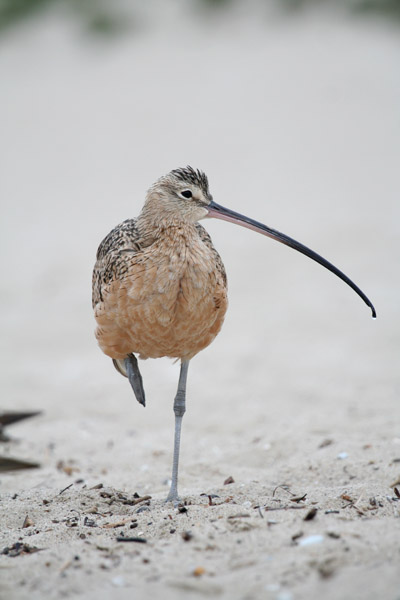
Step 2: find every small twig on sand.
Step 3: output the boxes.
[59,483,73,495]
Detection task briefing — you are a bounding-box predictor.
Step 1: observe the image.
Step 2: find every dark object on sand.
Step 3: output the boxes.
[0,411,42,442]
[0,457,40,472]
[0,411,41,472]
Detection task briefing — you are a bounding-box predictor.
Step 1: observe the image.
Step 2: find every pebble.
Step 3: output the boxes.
[337,452,349,460]
[298,534,324,547]
[276,592,293,600]
[111,576,125,587]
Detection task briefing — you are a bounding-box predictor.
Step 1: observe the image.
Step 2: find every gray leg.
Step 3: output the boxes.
[166,360,190,503]
[124,354,146,407]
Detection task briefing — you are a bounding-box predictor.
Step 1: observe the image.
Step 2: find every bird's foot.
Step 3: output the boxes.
[165,487,180,506]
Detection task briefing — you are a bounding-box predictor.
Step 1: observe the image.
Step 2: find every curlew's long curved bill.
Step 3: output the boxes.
[206,200,376,318]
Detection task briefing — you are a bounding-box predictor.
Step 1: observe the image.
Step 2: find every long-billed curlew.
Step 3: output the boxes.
[92,166,375,503]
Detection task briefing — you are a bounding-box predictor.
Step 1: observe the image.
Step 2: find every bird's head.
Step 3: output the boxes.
[143,166,213,224]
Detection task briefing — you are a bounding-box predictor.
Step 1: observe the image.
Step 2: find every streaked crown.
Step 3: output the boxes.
[170,166,210,198]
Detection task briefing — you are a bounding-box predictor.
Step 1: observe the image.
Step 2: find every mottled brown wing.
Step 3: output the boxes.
[92,219,142,308]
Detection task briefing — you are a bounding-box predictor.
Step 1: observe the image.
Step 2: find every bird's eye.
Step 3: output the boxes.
[181,190,192,199]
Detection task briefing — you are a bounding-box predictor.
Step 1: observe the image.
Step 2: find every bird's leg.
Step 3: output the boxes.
[166,360,190,504]
[124,354,146,407]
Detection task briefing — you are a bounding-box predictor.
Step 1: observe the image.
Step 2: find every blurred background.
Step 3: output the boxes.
[0,0,399,488]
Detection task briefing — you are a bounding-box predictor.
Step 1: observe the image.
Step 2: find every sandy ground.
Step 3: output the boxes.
[1,3,400,599]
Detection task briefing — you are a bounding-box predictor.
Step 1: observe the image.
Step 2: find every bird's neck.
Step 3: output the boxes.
[137,206,198,242]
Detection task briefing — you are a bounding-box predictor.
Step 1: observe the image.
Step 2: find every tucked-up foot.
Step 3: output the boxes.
[124,354,146,406]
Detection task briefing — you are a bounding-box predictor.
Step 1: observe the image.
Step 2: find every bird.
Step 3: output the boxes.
[92,166,375,503]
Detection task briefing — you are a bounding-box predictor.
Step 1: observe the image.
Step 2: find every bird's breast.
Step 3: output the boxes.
[94,226,228,360]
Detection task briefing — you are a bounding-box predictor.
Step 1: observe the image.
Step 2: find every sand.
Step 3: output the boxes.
[1,3,399,599]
